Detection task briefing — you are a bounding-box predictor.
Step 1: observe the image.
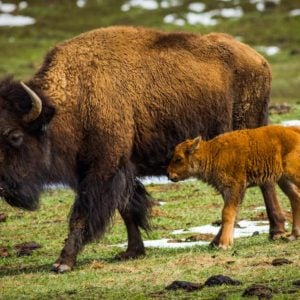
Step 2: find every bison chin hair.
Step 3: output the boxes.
[0,177,41,211]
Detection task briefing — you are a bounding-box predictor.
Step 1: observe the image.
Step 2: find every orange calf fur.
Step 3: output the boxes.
[167,125,300,249]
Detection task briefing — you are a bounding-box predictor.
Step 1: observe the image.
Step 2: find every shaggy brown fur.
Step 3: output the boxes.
[167,125,300,249]
[0,26,285,272]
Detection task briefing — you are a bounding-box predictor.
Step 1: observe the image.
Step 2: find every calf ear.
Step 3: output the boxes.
[188,136,202,154]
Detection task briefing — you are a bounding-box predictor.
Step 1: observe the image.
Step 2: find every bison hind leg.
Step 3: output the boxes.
[116,179,152,260]
[278,178,300,240]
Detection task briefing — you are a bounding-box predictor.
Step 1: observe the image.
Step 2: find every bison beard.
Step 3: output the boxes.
[0,26,287,272]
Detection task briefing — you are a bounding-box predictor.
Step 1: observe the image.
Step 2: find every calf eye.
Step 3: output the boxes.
[174,156,182,163]
[7,130,24,148]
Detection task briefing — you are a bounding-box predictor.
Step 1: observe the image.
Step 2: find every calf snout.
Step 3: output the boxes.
[168,172,179,182]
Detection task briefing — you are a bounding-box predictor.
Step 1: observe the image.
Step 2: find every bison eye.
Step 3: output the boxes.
[7,130,24,148]
[174,156,182,164]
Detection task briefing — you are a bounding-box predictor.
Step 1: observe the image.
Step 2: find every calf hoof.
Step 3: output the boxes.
[51,263,72,273]
[271,232,289,241]
[283,234,300,241]
[115,249,145,261]
[210,239,232,250]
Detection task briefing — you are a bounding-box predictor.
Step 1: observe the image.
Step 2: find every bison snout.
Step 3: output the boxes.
[168,172,179,182]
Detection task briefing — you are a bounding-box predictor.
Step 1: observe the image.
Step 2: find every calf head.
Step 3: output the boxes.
[0,77,55,210]
[167,136,201,182]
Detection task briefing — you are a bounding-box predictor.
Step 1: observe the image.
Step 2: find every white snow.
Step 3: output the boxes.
[282,120,300,127]
[161,0,182,9]
[289,9,300,17]
[18,1,28,10]
[256,46,280,56]
[172,220,269,238]
[186,11,218,26]
[121,0,158,11]
[117,220,270,249]
[0,1,16,13]
[188,3,205,13]
[250,0,281,12]
[163,14,185,26]
[219,7,243,18]
[76,0,87,8]
[0,13,35,26]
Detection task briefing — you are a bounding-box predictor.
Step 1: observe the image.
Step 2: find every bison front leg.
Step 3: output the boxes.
[116,180,151,260]
[211,186,245,250]
[52,207,88,273]
[52,171,122,273]
[260,182,286,239]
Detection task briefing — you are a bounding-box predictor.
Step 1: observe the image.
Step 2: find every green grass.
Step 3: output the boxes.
[0,0,300,299]
[1,182,300,299]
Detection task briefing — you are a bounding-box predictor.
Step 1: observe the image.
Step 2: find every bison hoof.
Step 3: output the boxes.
[115,249,145,261]
[51,263,72,273]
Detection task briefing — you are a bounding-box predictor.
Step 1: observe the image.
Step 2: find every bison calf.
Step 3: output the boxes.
[168,125,300,249]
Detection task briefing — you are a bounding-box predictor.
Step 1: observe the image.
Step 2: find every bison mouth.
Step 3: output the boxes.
[0,182,40,211]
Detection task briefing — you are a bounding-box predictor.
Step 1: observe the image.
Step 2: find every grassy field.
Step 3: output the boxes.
[0,0,300,299]
[1,182,300,299]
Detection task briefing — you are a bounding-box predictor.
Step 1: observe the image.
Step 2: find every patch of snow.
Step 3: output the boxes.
[121,0,158,11]
[289,9,300,17]
[140,176,172,185]
[186,11,218,26]
[163,14,185,26]
[117,220,270,249]
[254,206,266,211]
[188,3,205,13]
[0,13,35,26]
[143,239,209,248]
[250,0,281,12]
[0,1,16,13]
[172,220,269,238]
[76,0,87,8]
[256,46,280,56]
[161,0,182,9]
[219,7,243,18]
[159,201,167,206]
[18,1,28,10]
[282,120,300,127]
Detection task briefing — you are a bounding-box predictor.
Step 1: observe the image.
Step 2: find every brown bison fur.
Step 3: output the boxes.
[0,26,285,272]
[168,125,300,249]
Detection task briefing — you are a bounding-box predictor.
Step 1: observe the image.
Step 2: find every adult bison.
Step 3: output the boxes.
[0,26,286,272]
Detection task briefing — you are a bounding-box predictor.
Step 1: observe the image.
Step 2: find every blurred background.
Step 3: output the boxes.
[0,0,299,115]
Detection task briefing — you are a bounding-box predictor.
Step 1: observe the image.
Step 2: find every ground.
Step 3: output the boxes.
[0,0,300,299]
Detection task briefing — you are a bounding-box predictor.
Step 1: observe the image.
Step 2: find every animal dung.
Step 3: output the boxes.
[271,258,293,266]
[14,241,42,256]
[242,284,273,299]
[0,212,7,222]
[0,246,9,257]
[165,280,203,292]
[204,275,241,286]
[293,280,300,288]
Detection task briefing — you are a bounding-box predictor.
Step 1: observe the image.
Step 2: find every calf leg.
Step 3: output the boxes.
[116,180,151,260]
[279,178,300,239]
[260,182,286,239]
[211,185,245,250]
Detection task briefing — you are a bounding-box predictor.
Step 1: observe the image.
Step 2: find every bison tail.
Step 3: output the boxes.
[129,179,152,232]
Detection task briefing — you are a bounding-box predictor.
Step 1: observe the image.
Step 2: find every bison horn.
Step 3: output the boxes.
[20,81,42,122]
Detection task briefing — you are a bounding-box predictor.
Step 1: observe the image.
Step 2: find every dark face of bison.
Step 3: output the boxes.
[0,78,55,210]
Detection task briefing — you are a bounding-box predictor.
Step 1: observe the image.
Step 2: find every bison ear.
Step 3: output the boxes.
[188,136,202,154]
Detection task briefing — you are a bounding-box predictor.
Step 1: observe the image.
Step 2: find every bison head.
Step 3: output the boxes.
[167,136,201,182]
[0,77,55,210]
